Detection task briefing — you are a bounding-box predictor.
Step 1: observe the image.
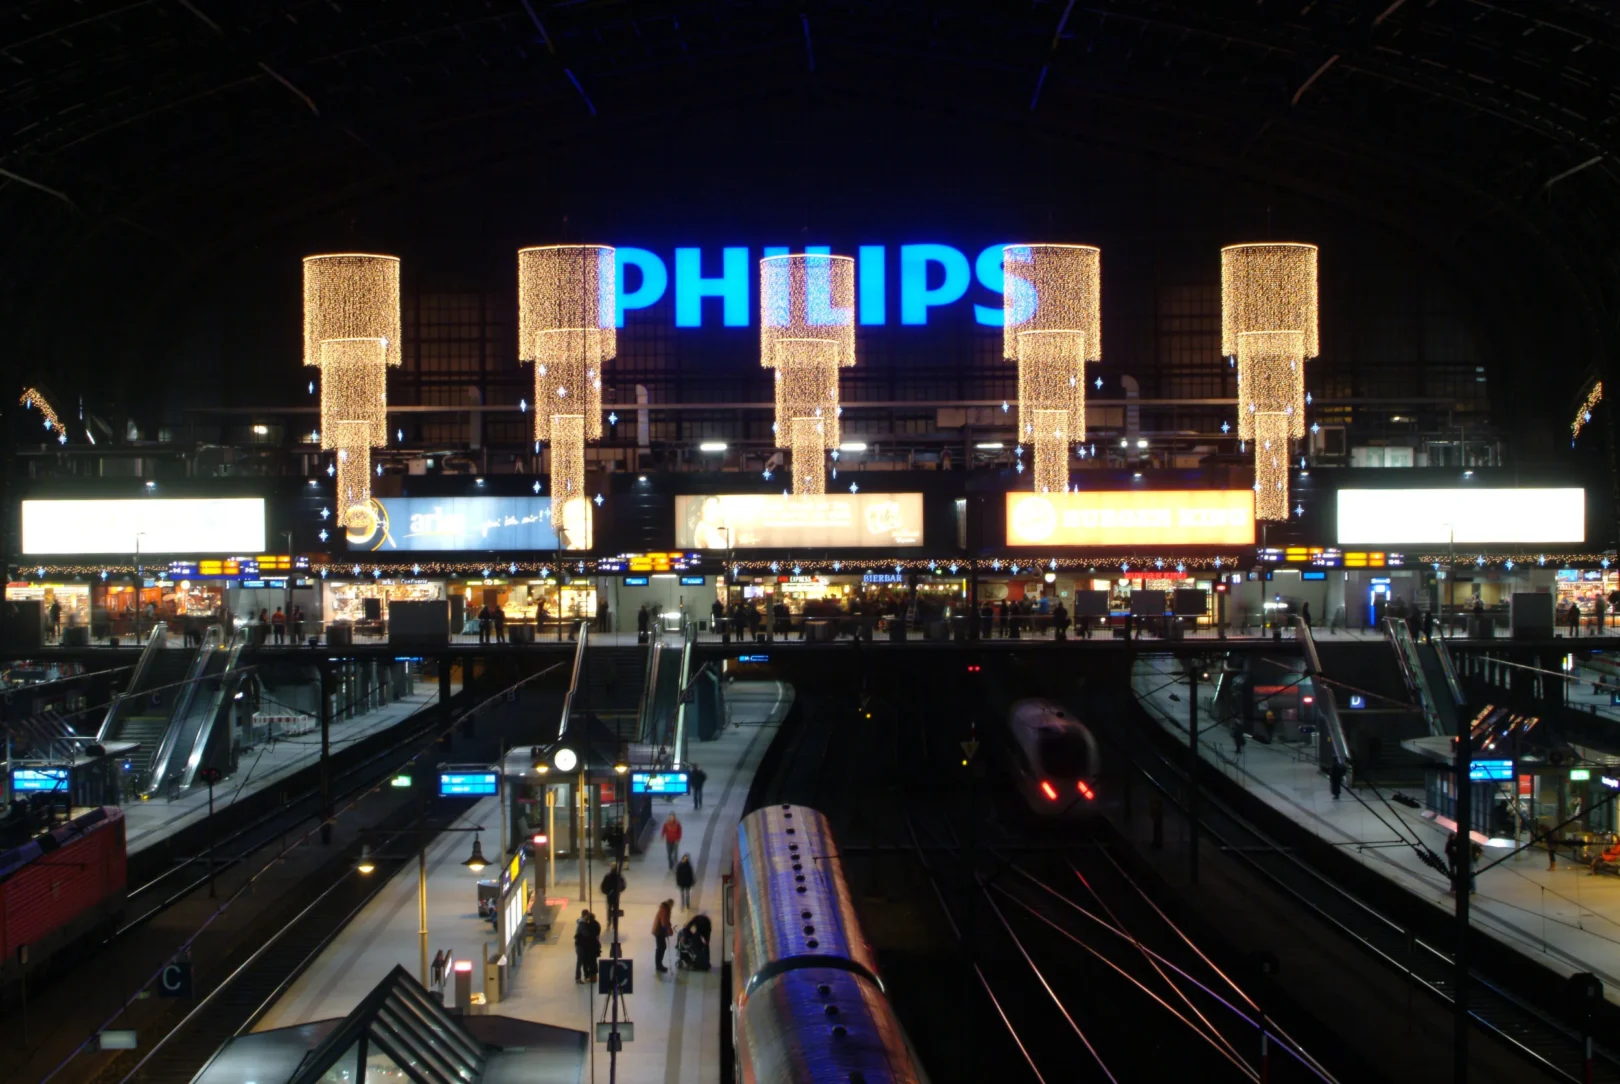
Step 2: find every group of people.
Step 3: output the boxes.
[1559,593,1617,635]
[476,602,515,644]
[977,596,1072,639]
[265,605,305,645]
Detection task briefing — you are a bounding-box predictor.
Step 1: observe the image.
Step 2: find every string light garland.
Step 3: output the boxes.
[304,254,401,528]
[1003,244,1101,495]
[761,253,856,495]
[1222,243,1318,520]
[19,386,64,437]
[1572,380,1603,441]
[518,244,615,528]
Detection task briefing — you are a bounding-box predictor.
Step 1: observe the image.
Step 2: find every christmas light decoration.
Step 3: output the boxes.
[1003,244,1101,494]
[761,253,855,495]
[1222,243,1318,520]
[518,244,615,528]
[18,387,63,437]
[303,254,401,528]
[1572,381,1603,441]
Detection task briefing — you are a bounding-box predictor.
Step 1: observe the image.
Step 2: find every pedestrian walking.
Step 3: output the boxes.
[271,607,286,644]
[1444,831,1460,889]
[690,764,708,810]
[477,604,493,645]
[653,899,675,974]
[48,599,61,642]
[661,813,683,869]
[574,910,601,983]
[675,854,695,909]
[431,949,447,989]
[600,865,625,923]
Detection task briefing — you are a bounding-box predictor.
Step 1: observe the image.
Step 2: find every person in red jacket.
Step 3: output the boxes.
[660,813,683,870]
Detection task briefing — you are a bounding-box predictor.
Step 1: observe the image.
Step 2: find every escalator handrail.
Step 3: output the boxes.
[636,627,665,744]
[671,615,695,769]
[96,622,169,742]
[175,636,249,794]
[1432,637,1467,707]
[555,621,590,743]
[1383,617,1444,735]
[1290,617,1351,768]
[145,625,223,795]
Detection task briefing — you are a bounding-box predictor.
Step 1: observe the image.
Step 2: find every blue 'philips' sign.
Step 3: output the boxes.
[614,244,1026,329]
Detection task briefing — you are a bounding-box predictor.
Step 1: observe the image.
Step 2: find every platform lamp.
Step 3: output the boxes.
[1002,244,1101,495]
[303,254,401,530]
[519,245,613,546]
[761,252,856,496]
[356,825,487,987]
[1221,243,1319,522]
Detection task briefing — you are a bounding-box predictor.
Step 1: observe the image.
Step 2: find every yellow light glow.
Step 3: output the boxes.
[1222,243,1318,521]
[1006,490,1257,547]
[519,245,614,521]
[1004,244,1100,494]
[303,254,400,528]
[760,254,855,495]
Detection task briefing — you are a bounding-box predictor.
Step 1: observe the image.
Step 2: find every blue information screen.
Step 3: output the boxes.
[439,770,498,797]
[1468,760,1513,782]
[12,768,68,792]
[630,771,690,795]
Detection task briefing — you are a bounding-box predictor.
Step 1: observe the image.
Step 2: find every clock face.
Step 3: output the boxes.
[554,748,579,772]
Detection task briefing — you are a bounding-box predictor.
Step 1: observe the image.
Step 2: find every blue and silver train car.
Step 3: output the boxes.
[732,804,928,1084]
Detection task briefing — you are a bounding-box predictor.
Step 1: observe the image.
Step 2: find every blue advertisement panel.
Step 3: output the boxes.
[346,496,588,551]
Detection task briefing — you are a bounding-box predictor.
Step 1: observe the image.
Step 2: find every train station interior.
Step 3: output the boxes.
[3,4,1620,1083]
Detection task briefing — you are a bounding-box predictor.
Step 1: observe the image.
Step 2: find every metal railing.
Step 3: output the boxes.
[1383,617,1444,736]
[553,621,590,744]
[635,625,665,745]
[671,615,695,768]
[1432,636,1467,707]
[176,634,249,794]
[145,625,224,795]
[1291,617,1351,769]
[96,622,168,743]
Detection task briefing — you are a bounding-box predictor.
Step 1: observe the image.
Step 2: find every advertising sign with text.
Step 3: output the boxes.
[676,493,923,548]
[1005,491,1256,547]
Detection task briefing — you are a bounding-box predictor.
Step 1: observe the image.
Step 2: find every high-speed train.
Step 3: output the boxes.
[1004,698,1101,817]
[732,804,929,1084]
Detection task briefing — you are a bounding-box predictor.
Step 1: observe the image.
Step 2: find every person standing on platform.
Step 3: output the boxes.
[600,865,625,923]
[1567,601,1582,638]
[1422,607,1434,643]
[661,813,683,869]
[1053,600,1070,641]
[493,604,506,644]
[291,605,304,644]
[48,598,61,642]
[432,949,447,989]
[689,764,708,809]
[637,603,651,643]
[712,597,726,641]
[575,910,600,983]
[477,604,492,645]
[271,607,286,644]
[979,601,993,639]
[675,854,695,909]
[653,899,675,974]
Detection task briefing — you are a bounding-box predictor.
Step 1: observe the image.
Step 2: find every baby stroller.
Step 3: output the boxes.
[676,914,712,972]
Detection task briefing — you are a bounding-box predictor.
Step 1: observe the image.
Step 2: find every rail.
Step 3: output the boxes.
[1291,617,1351,769]
[1383,616,1444,735]
[176,634,249,794]
[96,622,168,743]
[671,614,695,768]
[554,621,590,743]
[635,626,665,744]
[1432,636,1467,707]
[145,625,224,795]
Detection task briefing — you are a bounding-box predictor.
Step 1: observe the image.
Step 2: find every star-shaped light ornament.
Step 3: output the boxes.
[1221,421,1231,434]
[320,507,331,520]
[594,493,604,507]
[533,480,542,494]
[318,529,329,542]
[1001,401,1010,414]
[608,412,618,426]
[849,482,860,494]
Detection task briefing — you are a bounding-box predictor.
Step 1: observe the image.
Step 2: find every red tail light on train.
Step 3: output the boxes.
[1040,781,1059,801]
[1077,781,1095,800]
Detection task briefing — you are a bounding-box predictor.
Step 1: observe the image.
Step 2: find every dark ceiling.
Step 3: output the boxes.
[2,0,1618,434]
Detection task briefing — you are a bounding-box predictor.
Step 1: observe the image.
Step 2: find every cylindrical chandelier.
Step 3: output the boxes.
[303,254,401,528]
[519,244,615,534]
[760,253,856,496]
[1221,243,1319,521]
[1003,244,1101,494]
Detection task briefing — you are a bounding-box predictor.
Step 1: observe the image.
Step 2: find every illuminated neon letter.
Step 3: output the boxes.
[859,245,886,325]
[675,246,750,327]
[899,244,970,325]
[615,247,668,327]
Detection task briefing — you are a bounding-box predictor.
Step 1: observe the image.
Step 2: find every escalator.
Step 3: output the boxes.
[1384,616,1463,737]
[151,630,250,798]
[1290,617,1351,774]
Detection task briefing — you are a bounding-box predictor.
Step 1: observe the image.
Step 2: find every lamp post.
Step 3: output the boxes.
[133,531,147,641]
[356,824,488,987]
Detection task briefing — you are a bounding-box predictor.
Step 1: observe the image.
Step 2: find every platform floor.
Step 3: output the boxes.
[122,683,448,855]
[1133,656,1620,1005]
[255,678,791,1084]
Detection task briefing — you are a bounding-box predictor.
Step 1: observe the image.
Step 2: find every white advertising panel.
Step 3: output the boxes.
[676,493,923,548]
[1006,491,1256,547]
[21,498,267,555]
[1335,488,1584,545]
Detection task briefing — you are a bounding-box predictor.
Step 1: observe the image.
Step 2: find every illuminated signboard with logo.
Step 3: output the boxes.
[438,770,498,797]
[11,767,68,792]
[1468,760,1514,782]
[21,498,267,555]
[1337,489,1584,545]
[676,493,923,548]
[346,496,589,552]
[613,243,1025,329]
[1005,492,1255,547]
[630,771,690,795]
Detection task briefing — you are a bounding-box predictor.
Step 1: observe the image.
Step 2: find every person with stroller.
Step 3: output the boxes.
[675,853,695,909]
[676,913,713,972]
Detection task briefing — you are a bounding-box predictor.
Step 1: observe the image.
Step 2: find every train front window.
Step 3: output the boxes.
[1037,730,1090,778]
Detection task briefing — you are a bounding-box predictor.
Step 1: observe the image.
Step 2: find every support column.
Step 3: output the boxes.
[1187,658,1199,886]
[1453,680,1473,1083]
[319,657,334,845]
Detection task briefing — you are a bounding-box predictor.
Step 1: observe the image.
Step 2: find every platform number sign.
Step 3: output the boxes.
[159,961,193,998]
[597,959,634,996]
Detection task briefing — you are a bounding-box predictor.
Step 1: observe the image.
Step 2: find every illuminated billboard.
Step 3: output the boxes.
[675,493,923,548]
[1005,491,1256,547]
[21,498,266,555]
[345,496,590,551]
[1335,489,1584,545]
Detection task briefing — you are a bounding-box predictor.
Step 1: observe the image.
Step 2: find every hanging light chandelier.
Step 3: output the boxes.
[519,244,615,535]
[1003,244,1101,494]
[1221,243,1319,521]
[303,254,401,528]
[760,252,856,496]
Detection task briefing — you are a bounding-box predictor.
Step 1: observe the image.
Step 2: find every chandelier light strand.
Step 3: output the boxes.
[303,254,401,528]
[1221,243,1318,520]
[519,244,615,527]
[1004,244,1101,495]
[760,253,856,495]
